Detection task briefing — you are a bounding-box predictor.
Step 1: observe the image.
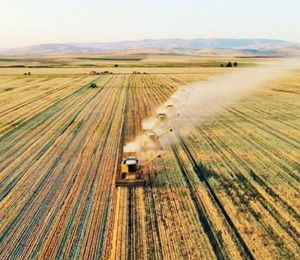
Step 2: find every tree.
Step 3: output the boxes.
[90,83,97,88]
[226,62,233,67]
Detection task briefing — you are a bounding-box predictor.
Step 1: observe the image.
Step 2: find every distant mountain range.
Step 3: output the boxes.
[1,38,299,55]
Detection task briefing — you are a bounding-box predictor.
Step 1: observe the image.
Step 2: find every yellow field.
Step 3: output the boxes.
[0,67,227,75]
[0,64,299,259]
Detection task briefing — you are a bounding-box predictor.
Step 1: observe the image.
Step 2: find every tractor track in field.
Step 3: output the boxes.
[155,157,189,258]
[0,85,107,200]
[174,137,255,260]
[0,76,97,136]
[97,82,127,257]
[227,108,300,149]
[197,126,300,243]
[0,74,127,258]
[0,76,102,147]
[100,77,131,260]
[0,76,113,161]
[145,169,164,259]
[172,144,227,260]
[55,84,124,259]
[243,104,300,131]
[0,77,114,257]
[257,94,300,110]
[0,76,84,117]
[203,101,299,182]
[192,127,299,258]
[219,117,300,184]
[57,79,123,258]
[127,187,136,260]
[0,77,113,197]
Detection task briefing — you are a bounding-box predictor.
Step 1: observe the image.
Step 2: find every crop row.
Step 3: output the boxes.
[0,75,127,258]
[0,75,96,136]
[1,71,298,259]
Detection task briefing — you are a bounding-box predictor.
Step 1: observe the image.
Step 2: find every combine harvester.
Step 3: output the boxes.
[116,128,173,187]
[115,152,161,186]
[157,104,180,120]
[157,112,167,120]
[144,128,173,150]
[143,128,173,142]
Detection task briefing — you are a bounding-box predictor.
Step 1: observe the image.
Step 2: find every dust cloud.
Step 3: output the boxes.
[124,58,300,154]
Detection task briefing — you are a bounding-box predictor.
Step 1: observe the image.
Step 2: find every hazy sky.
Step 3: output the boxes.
[1,0,299,48]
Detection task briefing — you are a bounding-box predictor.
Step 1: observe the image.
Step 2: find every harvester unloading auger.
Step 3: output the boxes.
[115,128,173,187]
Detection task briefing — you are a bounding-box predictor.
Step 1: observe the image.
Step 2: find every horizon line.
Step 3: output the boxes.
[1,37,298,50]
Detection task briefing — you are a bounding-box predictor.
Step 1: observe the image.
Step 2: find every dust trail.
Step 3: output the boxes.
[124,58,300,153]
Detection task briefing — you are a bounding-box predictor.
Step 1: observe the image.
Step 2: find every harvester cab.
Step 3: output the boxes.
[121,157,141,178]
[143,128,173,145]
[116,152,143,186]
[143,129,158,141]
[157,113,167,120]
[116,151,162,187]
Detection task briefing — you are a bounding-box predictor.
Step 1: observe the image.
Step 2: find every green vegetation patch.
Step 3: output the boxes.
[0,58,17,62]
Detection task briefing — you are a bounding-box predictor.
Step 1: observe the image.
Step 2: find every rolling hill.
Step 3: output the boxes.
[1,38,299,56]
